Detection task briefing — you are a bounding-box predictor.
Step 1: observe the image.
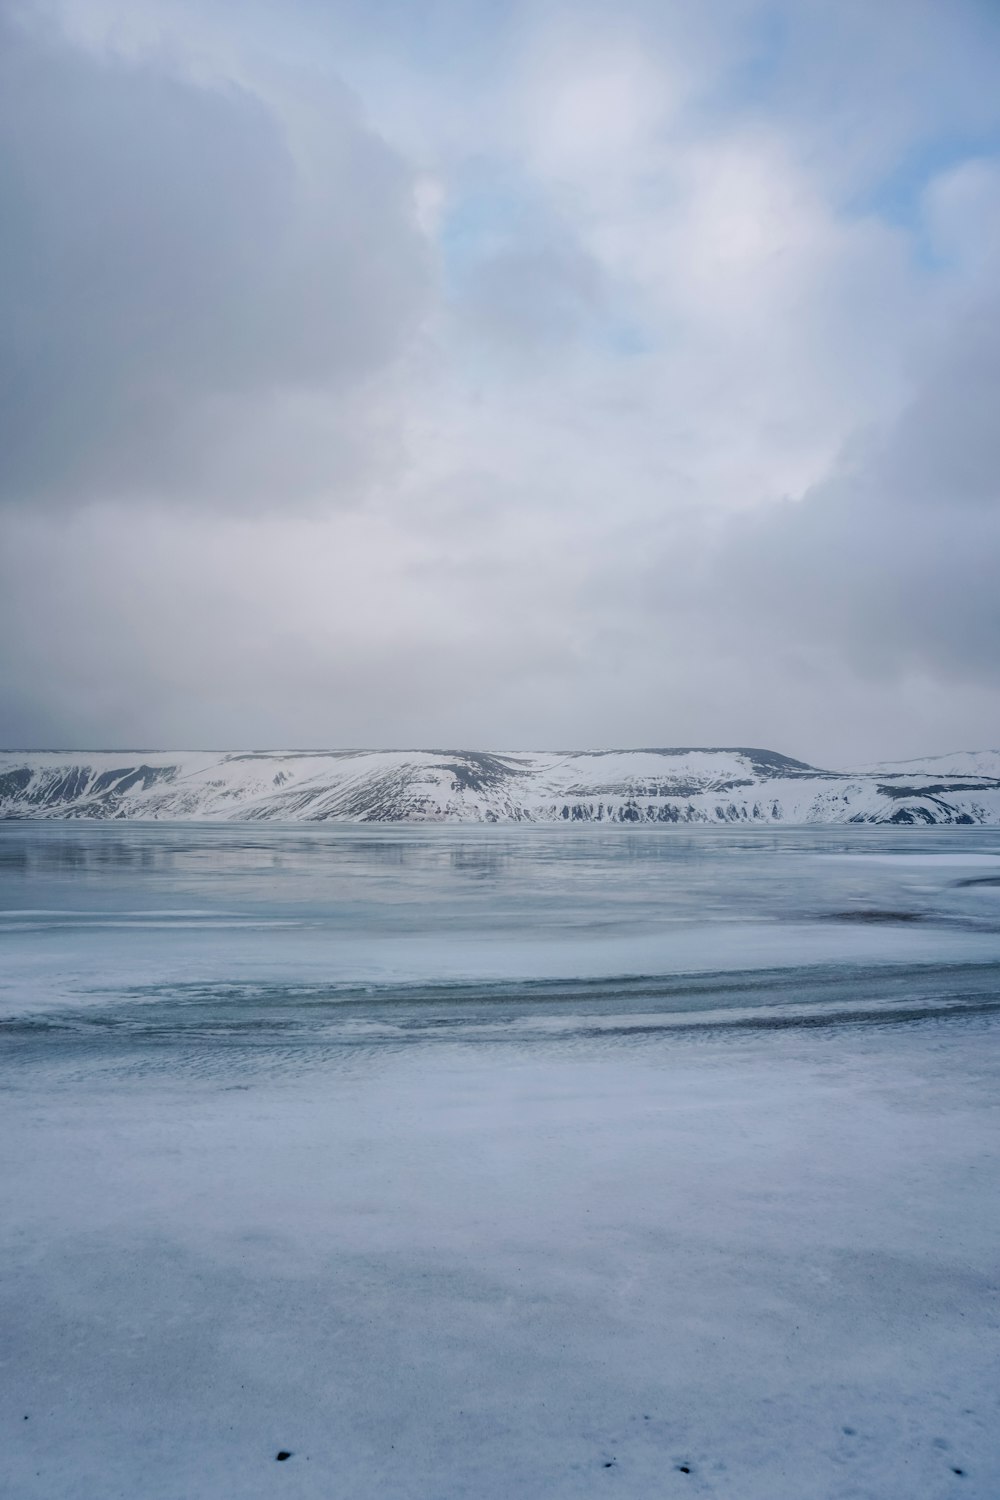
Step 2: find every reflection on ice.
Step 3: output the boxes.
[3,823,1000,1034]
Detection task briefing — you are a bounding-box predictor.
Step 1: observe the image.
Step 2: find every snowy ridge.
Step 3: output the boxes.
[2,747,1000,823]
[858,749,1000,780]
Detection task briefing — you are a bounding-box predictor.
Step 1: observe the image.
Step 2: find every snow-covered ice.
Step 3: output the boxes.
[2,823,999,1498]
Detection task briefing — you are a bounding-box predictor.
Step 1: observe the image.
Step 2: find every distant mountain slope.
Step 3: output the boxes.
[3,747,1000,823]
[860,749,1000,781]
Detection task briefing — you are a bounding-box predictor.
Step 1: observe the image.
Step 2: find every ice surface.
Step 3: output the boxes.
[3,824,999,1499]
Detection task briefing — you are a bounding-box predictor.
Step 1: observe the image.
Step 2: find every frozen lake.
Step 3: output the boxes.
[3,823,1000,1497]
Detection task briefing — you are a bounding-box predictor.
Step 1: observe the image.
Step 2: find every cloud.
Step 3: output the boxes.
[1,0,999,759]
[0,4,430,508]
[712,286,1000,688]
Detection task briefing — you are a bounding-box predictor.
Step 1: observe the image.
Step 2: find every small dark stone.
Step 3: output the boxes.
[603,1460,615,1468]
[952,1469,965,1477]
[677,1465,691,1474]
[276,1451,292,1462]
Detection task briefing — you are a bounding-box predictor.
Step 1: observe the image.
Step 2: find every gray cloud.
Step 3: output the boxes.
[710,291,1000,688]
[0,7,429,507]
[458,232,605,355]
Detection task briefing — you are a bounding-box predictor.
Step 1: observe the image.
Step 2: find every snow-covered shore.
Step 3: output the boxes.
[4,1012,998,1500]
[3,745,1000,823]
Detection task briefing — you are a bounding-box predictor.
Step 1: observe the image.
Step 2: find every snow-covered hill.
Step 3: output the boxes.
[860,749,1000,781]
[2,747,1000,823]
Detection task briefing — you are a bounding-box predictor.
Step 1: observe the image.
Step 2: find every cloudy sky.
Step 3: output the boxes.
[1,0,999,764]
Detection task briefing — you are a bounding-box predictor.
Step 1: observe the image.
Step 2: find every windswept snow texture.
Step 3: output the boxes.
[3,746,1000,824]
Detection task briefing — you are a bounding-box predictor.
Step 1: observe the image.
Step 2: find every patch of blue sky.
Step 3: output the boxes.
[591,315,654,359]
[710,1,789,114]
[859,132,1000,270]
[438,173,551,285]
[438,177,655,360]
[295,0,514,76]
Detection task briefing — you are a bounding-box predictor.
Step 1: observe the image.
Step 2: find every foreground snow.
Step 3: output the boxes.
[3,1015,998,1500]
[4,745,1000,823]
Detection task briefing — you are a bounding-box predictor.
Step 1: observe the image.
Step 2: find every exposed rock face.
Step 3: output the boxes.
[2,747,1000,823]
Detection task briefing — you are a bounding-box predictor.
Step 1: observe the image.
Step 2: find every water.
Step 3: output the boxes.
[3,824,1000,1498]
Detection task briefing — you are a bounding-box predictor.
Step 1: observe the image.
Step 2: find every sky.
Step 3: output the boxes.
[1,0,999,765]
